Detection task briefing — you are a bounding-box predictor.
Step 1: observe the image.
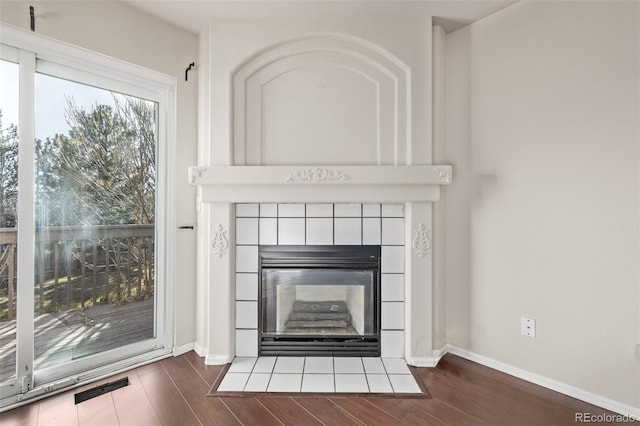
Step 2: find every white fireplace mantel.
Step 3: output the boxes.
[189,165,452,203]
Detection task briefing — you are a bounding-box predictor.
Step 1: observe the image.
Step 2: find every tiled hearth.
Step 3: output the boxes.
[215,356,423,394]
[234,203,405,358]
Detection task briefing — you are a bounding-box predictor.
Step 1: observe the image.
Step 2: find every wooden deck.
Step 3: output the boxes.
[0,298,153,380]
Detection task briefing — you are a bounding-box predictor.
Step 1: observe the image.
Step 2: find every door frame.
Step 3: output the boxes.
[0,24,176,409]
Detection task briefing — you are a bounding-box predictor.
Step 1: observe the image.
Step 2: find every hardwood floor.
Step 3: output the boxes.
[1,351,630,425]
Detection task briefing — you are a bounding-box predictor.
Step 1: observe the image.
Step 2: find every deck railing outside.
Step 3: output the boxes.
[0,225,155,321]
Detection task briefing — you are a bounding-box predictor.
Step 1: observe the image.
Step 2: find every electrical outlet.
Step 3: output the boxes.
[521,318,536,338]
[636,344,640,362]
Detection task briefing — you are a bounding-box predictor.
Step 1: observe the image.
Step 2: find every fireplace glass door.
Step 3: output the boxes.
[259,245,380,356]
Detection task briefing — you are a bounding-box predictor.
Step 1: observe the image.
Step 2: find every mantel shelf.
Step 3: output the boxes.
[188,165,453,203]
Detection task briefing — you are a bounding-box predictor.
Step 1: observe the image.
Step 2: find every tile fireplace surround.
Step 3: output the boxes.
[189,164,453,368]
[234,202,405,358]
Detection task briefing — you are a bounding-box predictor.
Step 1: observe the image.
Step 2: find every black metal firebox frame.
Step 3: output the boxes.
[258,245,381,357]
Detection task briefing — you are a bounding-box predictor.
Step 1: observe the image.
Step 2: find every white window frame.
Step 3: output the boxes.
[0,24,176,409]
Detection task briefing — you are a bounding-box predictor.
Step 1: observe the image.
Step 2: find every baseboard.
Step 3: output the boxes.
[406,346,448,367]
[173,342,195,357]
[432,345,448,365]
[193,342,206,357]
[205,355,233,365]
[406,356,437,367]
[445,345,640,420]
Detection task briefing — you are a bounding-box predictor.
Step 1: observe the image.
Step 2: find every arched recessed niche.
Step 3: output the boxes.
[232,33,410,166]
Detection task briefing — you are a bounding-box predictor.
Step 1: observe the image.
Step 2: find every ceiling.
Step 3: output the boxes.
[119,0,518,35]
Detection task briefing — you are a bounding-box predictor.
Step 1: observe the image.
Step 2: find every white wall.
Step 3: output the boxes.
[445,0,640,407]
[0,1,199,349]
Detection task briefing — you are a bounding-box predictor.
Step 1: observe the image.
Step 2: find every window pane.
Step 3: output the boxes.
[34,73,156,370]
[0,58,19,384]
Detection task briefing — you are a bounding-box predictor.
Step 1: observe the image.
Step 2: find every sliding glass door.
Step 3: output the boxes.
[0,57,19,394]
[33,72,157,374]
[0,28,173,407]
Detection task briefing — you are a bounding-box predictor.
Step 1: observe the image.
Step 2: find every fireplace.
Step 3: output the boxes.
[190,23,453,367]
[259,245,381,356]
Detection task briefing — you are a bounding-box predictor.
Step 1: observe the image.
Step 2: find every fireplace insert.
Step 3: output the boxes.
[259,245,381,356]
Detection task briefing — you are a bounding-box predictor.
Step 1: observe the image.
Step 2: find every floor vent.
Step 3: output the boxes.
[74,377,129,404]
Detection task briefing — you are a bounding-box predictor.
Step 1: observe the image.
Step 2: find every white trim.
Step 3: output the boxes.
[190,165,451,186]
[173,342,195,357]
[432,345,447,365]
[0,43,19,62]
[156,80,177,359]
[445,345,640,420]
[36,59,161,103]
[190,165,451,203]
[205,355,233,366]
[193,342,207,358]
[406,357,438,368]
[15,48,36,396]
[0,24,173,93]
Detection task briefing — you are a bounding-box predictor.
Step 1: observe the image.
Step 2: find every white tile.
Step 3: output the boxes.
[306,218,333,245]
[381,331,404,358]
[236,273,258,301]
[381,274,404,302]
[236,218,258,245]
[306,204,333,217]
[259,218,278,245]
[366,374,393,393]
[273,357,305,373]
[382,204,404,217]
[236,203,259,217]
[334,374,369,393]
[334,218,361,245]
[389,374,422,393]
[217,372,250,392]
[235,301,258,329]
[334,357,364,374]
[244,373,271,392]
[381,302,404,330]
[304,357,333,374]
[301,374,335,393]
[362,357,386,374]
[253,357,277,373]
[381,218,404,245]
[236,246,258,273]
[382,358,411,374]
[381,246,404,273]
[278,203,305,217]
[228,357,257,373]
[362,218,381,245]
[267,374,302,392]
[334,203,362,217]
[235,329,258,357]
[260,203,278,217]
[278,218,305,245]
[363,204,381,217]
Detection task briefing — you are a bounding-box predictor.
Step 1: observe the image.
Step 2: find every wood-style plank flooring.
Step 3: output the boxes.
[1,351,629,425]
